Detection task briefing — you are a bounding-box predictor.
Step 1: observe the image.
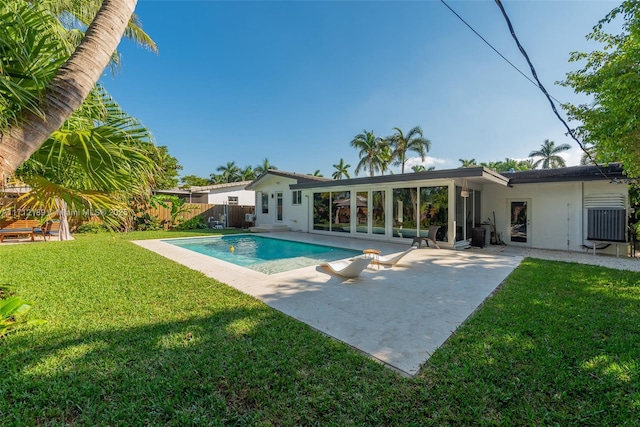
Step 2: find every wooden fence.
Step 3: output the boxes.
[148,203,255,228]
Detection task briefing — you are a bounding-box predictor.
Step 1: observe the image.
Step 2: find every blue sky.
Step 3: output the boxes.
[101,0,620,180]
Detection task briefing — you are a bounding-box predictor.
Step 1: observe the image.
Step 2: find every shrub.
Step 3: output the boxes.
[176,215,208,230]
[75,222,108,234]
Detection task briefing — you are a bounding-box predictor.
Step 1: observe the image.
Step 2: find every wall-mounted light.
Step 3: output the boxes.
[460,179,469,198]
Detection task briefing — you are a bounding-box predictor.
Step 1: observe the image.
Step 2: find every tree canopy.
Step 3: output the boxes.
[560,0,640,176]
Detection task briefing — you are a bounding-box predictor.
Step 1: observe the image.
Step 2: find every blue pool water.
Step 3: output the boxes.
[164,234,361,274]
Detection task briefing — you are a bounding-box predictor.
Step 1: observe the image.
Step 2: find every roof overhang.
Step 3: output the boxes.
[246,170,332,190]
[290,167,510,190]
[502,163,627,185]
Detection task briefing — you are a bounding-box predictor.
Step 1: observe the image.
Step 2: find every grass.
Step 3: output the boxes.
[1,230,639,425]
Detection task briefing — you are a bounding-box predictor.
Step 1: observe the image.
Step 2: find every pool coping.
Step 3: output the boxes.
[133,232,523,376]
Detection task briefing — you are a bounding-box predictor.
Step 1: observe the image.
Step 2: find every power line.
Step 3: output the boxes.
[493,0,608,179]
[439,0,561,105]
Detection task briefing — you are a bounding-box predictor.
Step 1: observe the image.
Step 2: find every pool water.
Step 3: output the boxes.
[164,234,362,274]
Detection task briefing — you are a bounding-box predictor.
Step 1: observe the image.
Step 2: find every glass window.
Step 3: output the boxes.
[228,196,238,205]
[372,190,386,235]
[356,191,368,234]
[276,192,283,221]
[419,186,448,242]
[261,193,269,214]
[331,191,350,233]
[292,190,302,205]
[392,188,417,239]
[313,192,330,231]
[455,186,468,242]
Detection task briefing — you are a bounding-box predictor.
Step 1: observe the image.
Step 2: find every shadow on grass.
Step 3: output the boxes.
[1,304,404,425]
[420,258,640,425]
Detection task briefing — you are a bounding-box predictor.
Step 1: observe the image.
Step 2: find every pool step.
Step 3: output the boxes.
[249,225,291,233]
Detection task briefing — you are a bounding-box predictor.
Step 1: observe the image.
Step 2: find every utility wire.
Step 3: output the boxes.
[493,0,608,179]
[440,0,562,105]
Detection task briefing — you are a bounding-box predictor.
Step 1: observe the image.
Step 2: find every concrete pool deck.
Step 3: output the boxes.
[134,232,523,376]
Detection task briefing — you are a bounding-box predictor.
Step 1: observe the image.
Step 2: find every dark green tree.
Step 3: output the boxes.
[560,1,639,175]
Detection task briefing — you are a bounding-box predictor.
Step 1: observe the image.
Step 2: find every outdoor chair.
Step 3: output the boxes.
[372,247,416,267]
[34,220,60,241]
[411,225,441,249]
[320,257,372,278]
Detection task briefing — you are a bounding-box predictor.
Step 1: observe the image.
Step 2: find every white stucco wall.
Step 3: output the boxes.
[252,176,308,231]
[205,188,254,206]
[483,180,629,253]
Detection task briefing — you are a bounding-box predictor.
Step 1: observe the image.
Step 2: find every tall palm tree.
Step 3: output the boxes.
[215,161,241,183]
[376,145,394,176]
[0,0,139,181]
[351,130,385,177]
[458,158,477,168]
[388,126,431,174]
[309,170,323,177]
[240,165,256,181]
[529,139,572,169]
[254,158,277,175]
[331,158,351,180]
[16,84,157,238]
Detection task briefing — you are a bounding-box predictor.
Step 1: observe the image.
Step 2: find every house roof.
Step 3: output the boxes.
[244,163,627,192]
[189,181,253,192]
[245,170,332,190]
[289,167,510,189]
[155,181,253,195]
[502,163,626,184]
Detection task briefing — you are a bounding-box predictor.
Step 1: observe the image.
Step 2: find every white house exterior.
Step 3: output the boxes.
[246,164,630,256]
[155,181,254,206]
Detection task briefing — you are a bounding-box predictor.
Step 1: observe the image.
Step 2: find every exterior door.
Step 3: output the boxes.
[355,190,386,236]
[509,200,530,246]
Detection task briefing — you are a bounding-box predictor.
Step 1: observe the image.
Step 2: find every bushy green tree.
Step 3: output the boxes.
[560,1,639,175]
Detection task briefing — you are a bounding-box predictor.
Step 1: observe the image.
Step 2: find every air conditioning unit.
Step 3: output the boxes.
[587,208,626,242]
[245,213,254,222]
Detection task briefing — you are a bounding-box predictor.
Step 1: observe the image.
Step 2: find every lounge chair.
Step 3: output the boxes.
[411,225,441,249]
[320,257,372,278]
[372,247,416,267]
[34,220,60,241]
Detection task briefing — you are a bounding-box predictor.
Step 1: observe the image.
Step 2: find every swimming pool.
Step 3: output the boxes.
[163,234,362,275]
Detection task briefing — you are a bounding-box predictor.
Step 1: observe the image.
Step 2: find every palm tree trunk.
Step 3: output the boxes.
[0,0,138,182]
[55,199,74,241]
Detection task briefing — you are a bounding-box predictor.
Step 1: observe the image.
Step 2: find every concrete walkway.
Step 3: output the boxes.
[135,233,523,376]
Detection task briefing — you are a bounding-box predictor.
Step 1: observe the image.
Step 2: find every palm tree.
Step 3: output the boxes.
[458,158,477,168]
[0,0,140,180]
[240,165,256,181]
[388,126,431,174]
[411,165,435,172]
[529,139,571,169]
[254,158,277,175]
[351,130,385,177]
[16,84,157,238]
[215,161,241,183]
[331,158,351,180]
[309,170,323,177]
[376,145,394,176]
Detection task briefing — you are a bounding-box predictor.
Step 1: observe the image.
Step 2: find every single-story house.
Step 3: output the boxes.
[246,164,631,256]
[154,181,254,206]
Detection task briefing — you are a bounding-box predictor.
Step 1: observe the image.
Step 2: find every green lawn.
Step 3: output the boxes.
[1,231,639,425]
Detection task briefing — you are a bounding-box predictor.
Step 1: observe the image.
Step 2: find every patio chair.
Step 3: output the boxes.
[34,220,60,241]
[372,247,416,267]
[320,257,372,278]
[411,225,441,249]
